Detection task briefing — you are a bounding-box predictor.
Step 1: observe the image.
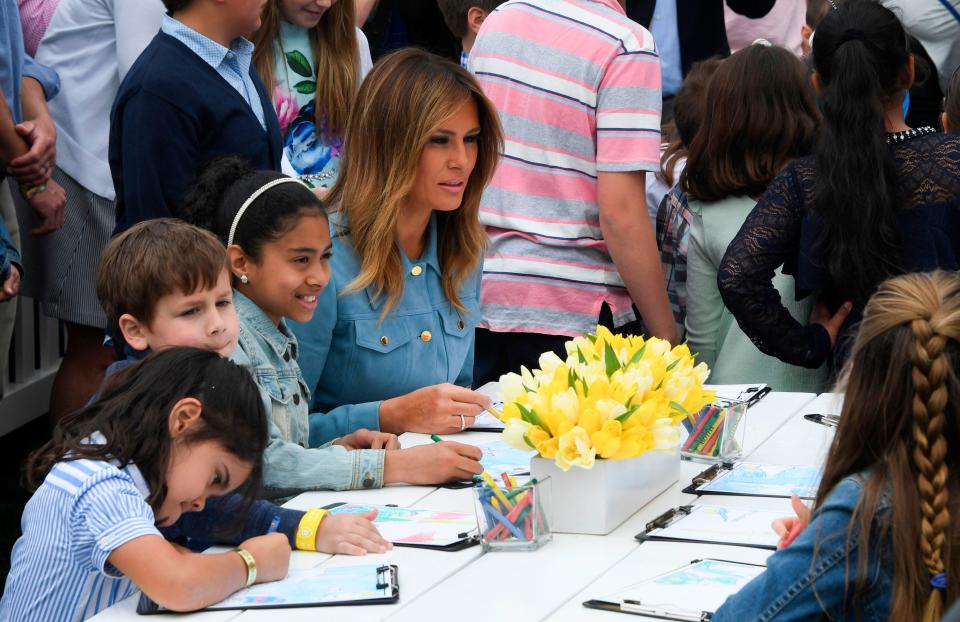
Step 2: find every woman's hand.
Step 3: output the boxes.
[238,533,291,584]
[315,509,392,555]
[810,301,853,348]
[333,429,400,450]
[380,383,491,434]
[772,494,812,549]
[383,441,483,485]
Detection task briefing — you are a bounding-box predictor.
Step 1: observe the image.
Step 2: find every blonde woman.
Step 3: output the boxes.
[252,0,372,189]
[290,48,504,441]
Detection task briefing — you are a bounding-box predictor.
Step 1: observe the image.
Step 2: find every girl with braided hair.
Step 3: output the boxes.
[713,270,960,621]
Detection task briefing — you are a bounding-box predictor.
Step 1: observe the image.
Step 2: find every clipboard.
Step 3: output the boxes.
[323,502,480,551]
[634,504,781,550]
[582,558,765,621]
[137,563,399,614]
[682,461,820,499]
[704,384,771,408]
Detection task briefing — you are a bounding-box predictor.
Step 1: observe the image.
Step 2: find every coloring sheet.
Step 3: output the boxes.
[607,559,765,616]
[330,504,476,546]
[648,505,782,548]
[478,440,536,476]
[699,463,821,498]
[208,564,392,609]
[470,400,506,430]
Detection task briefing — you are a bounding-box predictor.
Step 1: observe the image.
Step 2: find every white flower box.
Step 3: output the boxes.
[529,449,680,535]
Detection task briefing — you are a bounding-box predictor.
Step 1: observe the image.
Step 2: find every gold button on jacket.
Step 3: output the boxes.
[420,330,432,342]
[410,265,423,276]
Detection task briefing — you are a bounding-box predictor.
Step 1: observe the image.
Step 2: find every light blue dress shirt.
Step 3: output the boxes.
[290,212,482,445]
[0,452,160,621]
[231,290,385,497]
[650,0,683,97]
[160,15,266,129]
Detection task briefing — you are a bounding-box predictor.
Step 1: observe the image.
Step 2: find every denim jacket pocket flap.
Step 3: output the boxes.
[439,307,477,338]
[255,366,291,404]
[354,318,418,354]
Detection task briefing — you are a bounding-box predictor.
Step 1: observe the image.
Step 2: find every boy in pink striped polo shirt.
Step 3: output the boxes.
[470,0,675,385]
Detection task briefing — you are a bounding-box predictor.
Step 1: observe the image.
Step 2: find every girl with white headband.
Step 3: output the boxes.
[184,156,484,498]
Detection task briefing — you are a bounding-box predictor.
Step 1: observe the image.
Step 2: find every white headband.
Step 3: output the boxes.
[227,177,310,246]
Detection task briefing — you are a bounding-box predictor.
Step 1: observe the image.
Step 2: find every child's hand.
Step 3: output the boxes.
[333,429,401,450]
[239,533,291,583]
[384,441,483,484]
[315,509,393,555]
[772,494,812,549]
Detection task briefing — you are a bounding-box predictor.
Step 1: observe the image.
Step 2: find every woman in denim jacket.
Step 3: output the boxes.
[714,271,960,621]
[289,47,505,442]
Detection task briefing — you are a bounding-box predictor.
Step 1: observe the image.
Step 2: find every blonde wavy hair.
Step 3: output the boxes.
[819,271,960,621]
[329,48,503,317]
[252,0,359,137]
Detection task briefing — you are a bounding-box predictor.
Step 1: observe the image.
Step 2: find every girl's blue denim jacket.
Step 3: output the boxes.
[231,290,385,498]
[290,212,481,445]
[713,474,892,622]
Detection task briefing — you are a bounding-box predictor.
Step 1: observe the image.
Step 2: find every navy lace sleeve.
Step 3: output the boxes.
[717,160,832,368]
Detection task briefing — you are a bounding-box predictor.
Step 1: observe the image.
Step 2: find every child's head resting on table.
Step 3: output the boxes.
[827,270,960,620]
[184,156,330,327]
[97,218,238,357]
[26,347,269,527]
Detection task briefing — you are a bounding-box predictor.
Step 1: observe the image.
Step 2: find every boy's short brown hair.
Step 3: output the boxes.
[436,0,505,39]
[806,0,831,28]
[97,219,228,344]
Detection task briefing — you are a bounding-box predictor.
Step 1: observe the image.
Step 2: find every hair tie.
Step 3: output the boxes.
[226,177,309,246]
[931,573,948,590]
[838,28,866,45]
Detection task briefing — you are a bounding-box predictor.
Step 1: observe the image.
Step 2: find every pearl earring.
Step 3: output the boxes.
[240,274,249,284]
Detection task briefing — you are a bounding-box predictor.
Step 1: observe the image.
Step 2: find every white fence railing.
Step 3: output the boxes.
[0,295,62,437]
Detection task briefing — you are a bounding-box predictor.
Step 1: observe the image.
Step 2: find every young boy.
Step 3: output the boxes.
[108,0,283,233]
[96,219,391,556]
[436,0,505,68]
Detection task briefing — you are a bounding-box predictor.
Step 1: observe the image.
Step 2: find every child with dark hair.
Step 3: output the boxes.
[435,0,506,67]
[108,0,283,233]
[682,43,825,391]
[0,348,290,620]
[714,270,960,621]
[184,156,484,497]
[718,0,960,373]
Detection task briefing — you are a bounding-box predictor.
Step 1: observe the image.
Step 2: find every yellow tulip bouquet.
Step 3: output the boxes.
[497,326,714,471]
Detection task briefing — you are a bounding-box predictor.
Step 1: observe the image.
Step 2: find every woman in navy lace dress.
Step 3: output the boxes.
[718,0,960,373]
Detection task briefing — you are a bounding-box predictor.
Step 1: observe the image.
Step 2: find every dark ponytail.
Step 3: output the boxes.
[183,157,325,260]
[810,0,911,304]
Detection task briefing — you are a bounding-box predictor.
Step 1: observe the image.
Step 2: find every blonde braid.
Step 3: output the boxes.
[909,316,951,622]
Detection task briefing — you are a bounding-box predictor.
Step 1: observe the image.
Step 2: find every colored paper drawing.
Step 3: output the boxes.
[330,504,476,546]
[700,463,821,498]
[209,564,390,609]
[651,505,783,547]
[607,559,765,615]
[478,440,536,476]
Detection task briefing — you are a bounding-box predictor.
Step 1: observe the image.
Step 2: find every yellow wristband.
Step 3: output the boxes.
[295,508,329,551]
[234,547,257,587]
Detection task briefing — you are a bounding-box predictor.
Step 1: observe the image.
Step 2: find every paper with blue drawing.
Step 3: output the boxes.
[699,463,821,498]
[330,504,476,547]
[642,504,783,549]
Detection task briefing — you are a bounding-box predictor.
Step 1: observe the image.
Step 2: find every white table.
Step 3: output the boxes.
[91,391,822,621]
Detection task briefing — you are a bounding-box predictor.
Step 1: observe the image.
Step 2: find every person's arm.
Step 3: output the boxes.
[724,0,776,19]
[716,167,836,368]
[114,0,167,80]
[8,64,59,185]
[160,494,306,550]
[598,171,677,343]
[683,212,722,369]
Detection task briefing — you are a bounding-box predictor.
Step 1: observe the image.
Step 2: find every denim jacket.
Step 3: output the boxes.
[713,474,892,622]
[290,212,481,445]
[231,291,385,499]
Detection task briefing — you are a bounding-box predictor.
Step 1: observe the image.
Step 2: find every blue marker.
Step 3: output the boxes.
[267,515,281,534]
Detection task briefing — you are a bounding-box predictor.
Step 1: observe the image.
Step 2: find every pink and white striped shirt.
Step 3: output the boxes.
[17,0,59,56]
[470,0,662,337]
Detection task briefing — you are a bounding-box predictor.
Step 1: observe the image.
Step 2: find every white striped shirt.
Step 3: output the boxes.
[0,456,160,621]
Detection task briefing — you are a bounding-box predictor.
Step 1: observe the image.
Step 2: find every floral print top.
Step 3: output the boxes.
[272,20,372,188]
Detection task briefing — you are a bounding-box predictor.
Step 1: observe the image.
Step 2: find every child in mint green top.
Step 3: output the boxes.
[252,0,373,188]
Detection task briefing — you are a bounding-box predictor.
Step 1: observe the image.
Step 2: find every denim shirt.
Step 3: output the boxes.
[713,475,893,622]
[290,212,482,445]
[231,290,385,498]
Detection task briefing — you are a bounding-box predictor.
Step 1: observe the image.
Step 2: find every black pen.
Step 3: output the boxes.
[804,413,840,427]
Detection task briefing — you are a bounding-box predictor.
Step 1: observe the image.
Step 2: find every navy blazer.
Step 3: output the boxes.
[109,32,282,233]
[626,0,775,76]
